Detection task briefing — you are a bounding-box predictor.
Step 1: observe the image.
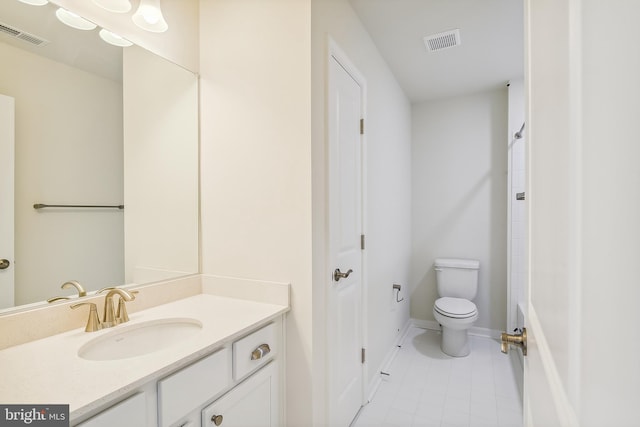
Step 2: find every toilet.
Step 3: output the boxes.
[433,258,480,357]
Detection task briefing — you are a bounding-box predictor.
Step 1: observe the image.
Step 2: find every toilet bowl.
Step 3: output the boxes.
[433,297,478,357]
[433,258,480,357]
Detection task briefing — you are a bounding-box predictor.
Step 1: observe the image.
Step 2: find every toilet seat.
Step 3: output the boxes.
[434,297,477,319]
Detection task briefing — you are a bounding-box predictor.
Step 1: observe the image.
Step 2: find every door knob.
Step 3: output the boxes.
[211,414,223,426]
[501,327,527,356]
[0,259,10,270]
[333,268,353,282]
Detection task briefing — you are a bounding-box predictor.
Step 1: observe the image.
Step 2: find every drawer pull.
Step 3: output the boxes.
[211,414,223,426]
[251,343,271,360]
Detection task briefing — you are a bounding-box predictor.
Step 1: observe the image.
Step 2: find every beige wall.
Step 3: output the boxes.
[411,89,508,333]
[198,1,313,425]
[122,46,199,285]
[0,42,123,305]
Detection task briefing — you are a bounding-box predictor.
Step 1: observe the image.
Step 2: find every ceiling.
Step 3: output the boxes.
[348,0,524,103]
[0,1,121,82]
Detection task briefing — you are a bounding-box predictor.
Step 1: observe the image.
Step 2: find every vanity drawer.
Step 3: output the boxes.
[158,348,230,427]
[233,322,277,380]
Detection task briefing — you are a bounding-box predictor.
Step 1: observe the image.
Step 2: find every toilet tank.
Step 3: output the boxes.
[434,258,480,300]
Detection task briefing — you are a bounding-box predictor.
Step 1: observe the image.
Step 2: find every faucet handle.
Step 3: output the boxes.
[47,296,71,303]
[115,291,139,324]
[71,302,102,332]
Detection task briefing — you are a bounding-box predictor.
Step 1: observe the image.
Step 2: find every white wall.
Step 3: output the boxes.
[198,1,313,425]
[311,0,413,416]
[0,42,123,305]
[123,46,199,284]
[580,3,640,423]
[411,89,508,333]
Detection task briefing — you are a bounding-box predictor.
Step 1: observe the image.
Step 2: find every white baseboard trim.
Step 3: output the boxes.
[365,319,412,403]
[410,318,501,340]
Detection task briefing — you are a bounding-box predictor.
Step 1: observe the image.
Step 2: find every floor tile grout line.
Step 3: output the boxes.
[353,325,522,427]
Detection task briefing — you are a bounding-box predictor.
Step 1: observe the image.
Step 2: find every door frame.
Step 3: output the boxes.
[326,37,369,423]
[0,94,15,309]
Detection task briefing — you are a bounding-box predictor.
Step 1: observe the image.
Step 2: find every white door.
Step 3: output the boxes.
[327,51,364,426]
[0,94,15,309]
[524,1,640,425]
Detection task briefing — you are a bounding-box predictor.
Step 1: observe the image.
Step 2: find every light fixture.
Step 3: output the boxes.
[132,0,168,33]
[17,0,49,5]
[55,8,97,31]
[91,0,131,14]
[99,29,133,47]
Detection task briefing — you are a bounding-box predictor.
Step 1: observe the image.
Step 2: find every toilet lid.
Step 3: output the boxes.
[434,297,477,318]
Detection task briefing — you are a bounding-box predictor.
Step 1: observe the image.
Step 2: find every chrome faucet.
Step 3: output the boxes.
[98,287,137,328]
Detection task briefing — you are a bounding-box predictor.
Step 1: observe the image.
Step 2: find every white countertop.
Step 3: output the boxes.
[0,293,288,421]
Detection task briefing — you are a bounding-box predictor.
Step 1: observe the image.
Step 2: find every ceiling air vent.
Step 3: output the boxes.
[0,21,49,46]
[424,29,461,52]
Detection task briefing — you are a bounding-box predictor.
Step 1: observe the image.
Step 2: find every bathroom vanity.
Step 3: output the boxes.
[0,277,289,427]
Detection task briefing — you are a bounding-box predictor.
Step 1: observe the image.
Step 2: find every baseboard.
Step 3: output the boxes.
[410,318,501,340]
[365,318,412,402]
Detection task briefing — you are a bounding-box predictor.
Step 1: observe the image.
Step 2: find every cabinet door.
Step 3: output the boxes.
[158,348,230,427]
[201,362,278,427]
[76,393,146,427]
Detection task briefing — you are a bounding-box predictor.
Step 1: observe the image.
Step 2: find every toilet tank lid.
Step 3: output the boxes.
[434,258,480,269]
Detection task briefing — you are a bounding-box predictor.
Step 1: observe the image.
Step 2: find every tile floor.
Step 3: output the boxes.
[352,326,523,427]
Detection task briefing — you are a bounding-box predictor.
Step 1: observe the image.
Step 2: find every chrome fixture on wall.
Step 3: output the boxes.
[393,284,404,302]
[514,122,525,139]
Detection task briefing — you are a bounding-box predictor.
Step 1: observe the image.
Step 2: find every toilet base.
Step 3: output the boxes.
[441,327,470,357]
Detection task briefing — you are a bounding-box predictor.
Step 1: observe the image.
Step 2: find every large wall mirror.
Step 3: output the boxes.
[0,1,199,310]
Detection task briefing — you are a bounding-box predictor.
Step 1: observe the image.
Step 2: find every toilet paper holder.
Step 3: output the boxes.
[393,284,404,302]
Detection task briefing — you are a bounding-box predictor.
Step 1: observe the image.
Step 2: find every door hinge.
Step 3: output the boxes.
[360,118,364,135]
[361,348,366,364]
[360,234,365,250]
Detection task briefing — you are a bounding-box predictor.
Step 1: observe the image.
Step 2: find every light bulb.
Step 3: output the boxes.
[132,0,168,33]
[91,0,132,14]
[55,8,97,31]
[99,29,133,47]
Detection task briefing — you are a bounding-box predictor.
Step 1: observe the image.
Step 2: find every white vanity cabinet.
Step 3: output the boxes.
[76,393,147,427]
[202,361,278,427]
[158,348,231,427]
[74,318,282,427]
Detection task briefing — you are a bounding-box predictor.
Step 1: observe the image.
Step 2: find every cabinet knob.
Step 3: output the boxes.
[251,343,271,360]
[211,414,223,426]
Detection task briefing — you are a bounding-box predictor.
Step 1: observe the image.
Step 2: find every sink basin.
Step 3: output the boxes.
[78,318,203,361]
